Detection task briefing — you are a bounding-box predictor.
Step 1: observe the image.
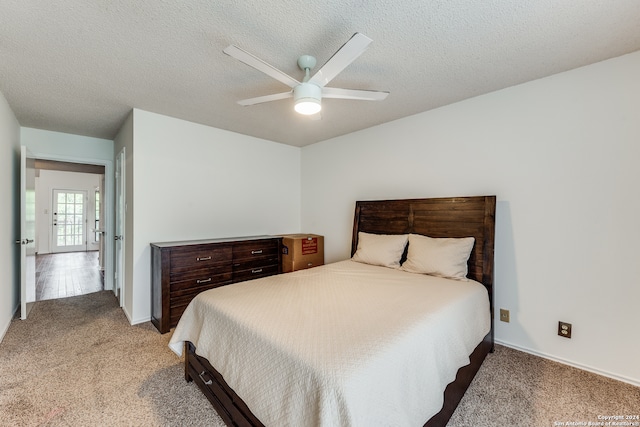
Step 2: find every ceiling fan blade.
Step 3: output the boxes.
[322,87,389,101]
[308,33,373,87]
[237,91,293,106]
[224,45,300,89]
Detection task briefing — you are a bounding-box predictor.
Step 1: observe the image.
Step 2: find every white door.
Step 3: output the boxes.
[52,189,88,253]
[114,147,125,307]
[20,146,36,320]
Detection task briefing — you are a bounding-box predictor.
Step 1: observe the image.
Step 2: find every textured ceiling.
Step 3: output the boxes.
[1,1,640,147]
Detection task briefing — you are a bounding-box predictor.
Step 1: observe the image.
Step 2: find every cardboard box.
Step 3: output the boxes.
[281,234,324,273]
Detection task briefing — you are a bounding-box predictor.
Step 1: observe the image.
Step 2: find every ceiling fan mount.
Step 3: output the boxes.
[297,55,317,75]
[223,33,389,116]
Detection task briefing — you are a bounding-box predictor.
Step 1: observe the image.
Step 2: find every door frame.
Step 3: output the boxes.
[26,151,115,294]
[114,147,125,308]
[20,146,36,319]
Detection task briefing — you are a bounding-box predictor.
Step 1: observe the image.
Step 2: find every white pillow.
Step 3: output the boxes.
[400,234,475,280]
[351,232,409,269]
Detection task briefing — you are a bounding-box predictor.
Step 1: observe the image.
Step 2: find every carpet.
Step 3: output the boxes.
[1,291,638,426]
[0,291,223,426]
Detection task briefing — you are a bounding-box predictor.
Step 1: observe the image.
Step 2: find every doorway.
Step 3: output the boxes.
[33,160,106,302]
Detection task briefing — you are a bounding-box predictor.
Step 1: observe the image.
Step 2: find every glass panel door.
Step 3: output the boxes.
[52,189,88,253]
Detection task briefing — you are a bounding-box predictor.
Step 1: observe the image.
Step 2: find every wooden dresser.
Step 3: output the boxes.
[151,235,282,333]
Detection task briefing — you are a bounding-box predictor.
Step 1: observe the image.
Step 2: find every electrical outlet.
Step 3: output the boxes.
[499,309,510,323]
[558,321,572,339]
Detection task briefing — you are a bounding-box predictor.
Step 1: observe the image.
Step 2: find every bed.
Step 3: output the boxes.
[169,195,496,427]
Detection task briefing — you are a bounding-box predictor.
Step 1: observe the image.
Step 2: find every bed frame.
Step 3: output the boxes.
[185,195,496,427]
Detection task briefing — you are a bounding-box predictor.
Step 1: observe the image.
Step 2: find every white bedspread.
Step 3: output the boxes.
[169,260,490,427]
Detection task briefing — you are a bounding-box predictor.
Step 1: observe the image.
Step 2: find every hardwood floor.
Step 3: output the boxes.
[35,251,104,301]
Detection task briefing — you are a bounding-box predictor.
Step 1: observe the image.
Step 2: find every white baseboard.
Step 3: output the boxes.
[121,305,134,325]
[130,315,151,325]
[0,321,7,343]
[120,306,150,326]
[495,339,640,388]
[0,304,20,344]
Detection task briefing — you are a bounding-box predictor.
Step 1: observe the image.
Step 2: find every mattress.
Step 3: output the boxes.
[169,259,490,426]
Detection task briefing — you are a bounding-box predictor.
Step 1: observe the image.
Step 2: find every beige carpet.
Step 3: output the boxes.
[447,344,640,426]
[0,291,224,426]
[1,291,638,426]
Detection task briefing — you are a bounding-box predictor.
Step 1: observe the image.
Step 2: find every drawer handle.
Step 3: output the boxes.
[196,256,212,261]
[197,278,212,284]
[199,370,213,385]
[251,268,263,274]
[251,250,263,255]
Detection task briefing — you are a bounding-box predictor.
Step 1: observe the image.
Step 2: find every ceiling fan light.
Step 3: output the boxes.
[294,83,322,115]
[295,99,321,115]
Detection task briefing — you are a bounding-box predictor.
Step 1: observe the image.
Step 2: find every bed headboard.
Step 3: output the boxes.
[351,195,496,290]
[351,196,496,350]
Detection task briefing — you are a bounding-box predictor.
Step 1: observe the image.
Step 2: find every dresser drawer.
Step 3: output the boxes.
[170,290,201,311]
[170,284,227,308]
[169,303,192,329]
[169,281,232,327]
[170,270,233,293]
[170,245,232,273]
[232,256,279,272]
[232,240,279,261]
[170,263,231,282]
[233,263,279,283]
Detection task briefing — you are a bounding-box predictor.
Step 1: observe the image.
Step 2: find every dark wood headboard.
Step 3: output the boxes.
[351,196,495,285]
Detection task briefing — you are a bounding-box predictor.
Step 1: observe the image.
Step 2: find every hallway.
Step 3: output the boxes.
[35,251,104,301]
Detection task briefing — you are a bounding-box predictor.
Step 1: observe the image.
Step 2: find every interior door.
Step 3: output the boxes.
[114,147,125,307]
[20,146,36,320]
[51,189,88,253]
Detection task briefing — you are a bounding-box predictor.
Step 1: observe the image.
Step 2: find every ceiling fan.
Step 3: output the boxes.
[223,33,389,116]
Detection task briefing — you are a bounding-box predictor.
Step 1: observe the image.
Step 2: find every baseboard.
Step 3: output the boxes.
[121,305,134,325]
[0,304,20,344]
[131,315,151,325]
[116,293,151,326]
[120,307,150,326]
[495,339,640,388]
[130,316,151,326]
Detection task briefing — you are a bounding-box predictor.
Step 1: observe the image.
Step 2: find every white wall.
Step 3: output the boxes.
[22,128,113,161]
[0,90,21,342]
[126,109,301,324]
[35,170,102,254]
[301,51,640,386]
